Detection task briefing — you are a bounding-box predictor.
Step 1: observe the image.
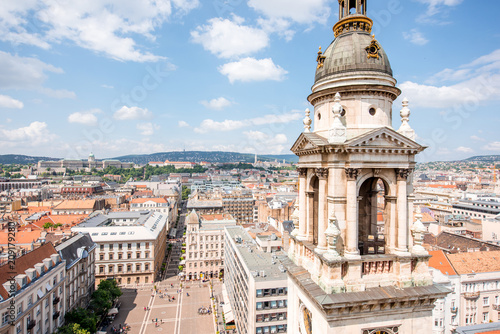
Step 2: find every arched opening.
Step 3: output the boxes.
[308,175,319,246]
[361,0,366,15]
[340,0,346,19]
[358,178,388,255]
[348,0,357,15]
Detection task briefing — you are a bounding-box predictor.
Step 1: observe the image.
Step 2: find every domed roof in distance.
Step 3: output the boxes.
[315,31,393,85]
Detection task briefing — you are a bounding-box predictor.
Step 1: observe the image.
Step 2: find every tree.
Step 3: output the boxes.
[43,222,54,229]
[90,289,112,316]
[57,323,91,334]
[97,279,122,300]
[181,186,191,200]
[64,308,97,333]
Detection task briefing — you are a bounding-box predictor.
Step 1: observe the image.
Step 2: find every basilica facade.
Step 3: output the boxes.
[285,1,449,333]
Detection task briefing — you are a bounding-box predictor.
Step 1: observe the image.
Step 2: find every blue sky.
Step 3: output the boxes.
[0,0,499,162]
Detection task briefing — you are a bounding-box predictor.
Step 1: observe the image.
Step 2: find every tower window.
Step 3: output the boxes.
[369,108,376,116]
[318,113,321,120]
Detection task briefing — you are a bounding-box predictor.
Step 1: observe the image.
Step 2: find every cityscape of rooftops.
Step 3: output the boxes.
[0,1,500,334]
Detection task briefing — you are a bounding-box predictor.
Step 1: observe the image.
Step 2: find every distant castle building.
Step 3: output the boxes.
[38,153,133,171]
[284,1,449,333]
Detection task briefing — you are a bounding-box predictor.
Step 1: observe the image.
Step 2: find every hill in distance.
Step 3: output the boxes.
[111,151,299,165]
[0,154,60,165]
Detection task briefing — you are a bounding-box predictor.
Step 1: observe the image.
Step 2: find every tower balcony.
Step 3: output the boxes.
[288,235,433,294]
[464,292,480,299]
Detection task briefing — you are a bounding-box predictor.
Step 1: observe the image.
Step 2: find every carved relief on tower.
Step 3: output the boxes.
[345,168,360,181]
[395,168,412,181]
[298,302,313,334]
[297,167,308,177]
[315,168,329,179]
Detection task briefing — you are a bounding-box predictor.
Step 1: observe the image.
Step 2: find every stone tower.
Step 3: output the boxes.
[284,1,449,333]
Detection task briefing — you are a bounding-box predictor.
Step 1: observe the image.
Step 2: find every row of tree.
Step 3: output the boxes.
[57,279,122,334]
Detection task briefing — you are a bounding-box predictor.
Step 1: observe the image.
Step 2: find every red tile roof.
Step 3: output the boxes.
[428,250,457,276]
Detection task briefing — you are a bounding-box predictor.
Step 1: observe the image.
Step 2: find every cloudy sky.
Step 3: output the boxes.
[0,0,498,161]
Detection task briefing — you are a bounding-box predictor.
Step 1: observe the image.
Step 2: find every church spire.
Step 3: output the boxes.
[334,0,372,37]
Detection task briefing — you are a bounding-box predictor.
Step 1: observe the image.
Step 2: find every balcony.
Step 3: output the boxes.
[53,296,60,305]
[53,311,60,320]
[27,320,36,330]
[451,306,458,313]
[464,292,480,299]
[493,304,500,311]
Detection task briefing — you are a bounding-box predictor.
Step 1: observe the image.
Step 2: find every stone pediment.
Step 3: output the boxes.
[345,127,425,153]
[291,132,328,154]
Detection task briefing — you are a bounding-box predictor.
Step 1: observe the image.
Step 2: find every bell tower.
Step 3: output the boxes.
[285,1,449,333]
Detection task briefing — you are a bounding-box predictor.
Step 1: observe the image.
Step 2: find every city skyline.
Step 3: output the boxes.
[0,0,499,162]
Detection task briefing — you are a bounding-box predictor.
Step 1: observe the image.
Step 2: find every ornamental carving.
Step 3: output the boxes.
[315,168,329,179]
[297,168,308,177]
[345,168,360,181]
[395,168,412,181]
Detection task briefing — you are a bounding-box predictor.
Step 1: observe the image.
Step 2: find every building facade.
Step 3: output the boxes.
[0,243,66,334]
[184,211,236,280]
[224,225,288,334]
[55,233,96,311]
[285,1,449,333]
[71,211,167,285]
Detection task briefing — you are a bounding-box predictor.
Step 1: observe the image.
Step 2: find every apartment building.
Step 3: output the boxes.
[0,243,66,334]
[222,192,255,225]
[55,233,96,311]
[224,225,288,334]
[184,210,236,280]
[452,199,500,220]
[429,250,500,332]
[72,211,167,285]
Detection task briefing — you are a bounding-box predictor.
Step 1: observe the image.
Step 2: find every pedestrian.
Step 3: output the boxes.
[144,307,146,311]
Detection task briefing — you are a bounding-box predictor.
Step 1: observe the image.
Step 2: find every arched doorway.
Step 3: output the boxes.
[358,178,389,255]
[308,175,319,246]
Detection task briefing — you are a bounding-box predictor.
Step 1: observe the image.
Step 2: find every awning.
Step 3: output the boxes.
[223,304,234,323]
[45,282,52,292]
[107,308,119,315]
[37,289,44,299]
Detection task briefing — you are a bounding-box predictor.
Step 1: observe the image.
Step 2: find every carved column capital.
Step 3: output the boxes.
[395,168,412,181]
[345,168,360,181]
[297,167,308,177]
[315,168,329,179]
[373,168,382,177]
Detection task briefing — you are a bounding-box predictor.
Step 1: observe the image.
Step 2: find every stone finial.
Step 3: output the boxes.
[411,207,427,255]
[290,199,299,237]
[328,93,347,144]
[303,108,312,133]
[397,97,416,141]
[324,213,341,260]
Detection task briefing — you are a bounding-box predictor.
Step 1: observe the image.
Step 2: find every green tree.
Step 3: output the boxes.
[43,222,54,229]
[64,308,97,333]
[181,186,191,200]
[97,279,122,300]
[57,323,91,334]
[90,289,112,316]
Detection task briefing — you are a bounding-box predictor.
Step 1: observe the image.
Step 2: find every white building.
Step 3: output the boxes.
[0,243,66,334]
[224,225,288,334]
[72,211,167,285]
[184,210,236,280]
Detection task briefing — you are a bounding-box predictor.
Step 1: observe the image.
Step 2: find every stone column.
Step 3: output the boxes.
[297,168,308,240]
[315,168,329,253]
[385,196,397,252]
[306,191,315,242]
[396,169,411,254]
[345,168,360,258]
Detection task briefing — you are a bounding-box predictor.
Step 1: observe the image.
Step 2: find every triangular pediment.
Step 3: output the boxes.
[291,132,328,154]
[345,127,425,151]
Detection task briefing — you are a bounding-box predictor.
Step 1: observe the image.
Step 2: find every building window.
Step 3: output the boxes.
[128,253,132,259]
[100,253,104,260]
[108,265,113,273]
[145,277,149,283]
[118,244,123,250]
[146,242,150,249]
[17,303,23,315]
[109,253,114,260]
[100,244,104,251]
[118,253,123,260]
[109,244,113,251]
[128,244,132,250]
[1,311,9,325]
[483,312,489,323]
[484,297,490,306]
[136,264,141,271]
[137,243,141,249]
[145,264,149,271]
[145,252,149,258]
[99,266,104,274]
[136,252,141,259]
[118,265,123,272]
[127,265,132,272]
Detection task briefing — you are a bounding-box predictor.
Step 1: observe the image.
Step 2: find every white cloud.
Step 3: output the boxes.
[178,120,190,128]
[194,109,302,133]
[470,135,485,142]
[243,131,288,154]
[200,97,233,110]
[0,95,23,109]
[113,106,152,120]
[191,15,269,59]
[137,122,160,136]
[415,0,463,23]
[400,49,500,109]
[456,146,473,153]
[219,58,287,83]
[403,29,429,46]
[248,0,330,25]
[0,121,57,145]
[0,51,74,98]
[68,109,101,126]
[0,0,200,62]
[482,142,500,152]
[257,18,294,42]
